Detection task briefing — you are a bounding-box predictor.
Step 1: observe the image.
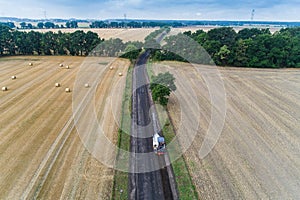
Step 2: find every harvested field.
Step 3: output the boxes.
[151,61,300,199]
[23,28,159,42]
[21,26,281,43]
[0,56,130,199]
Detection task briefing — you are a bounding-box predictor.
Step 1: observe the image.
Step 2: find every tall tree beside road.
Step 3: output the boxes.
[150,72,176,106]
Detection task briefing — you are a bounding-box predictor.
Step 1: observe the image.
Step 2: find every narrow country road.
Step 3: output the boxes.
[128,50,178,200]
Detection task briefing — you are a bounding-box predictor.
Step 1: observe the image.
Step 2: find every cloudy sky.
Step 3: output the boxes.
[0,0,299,21]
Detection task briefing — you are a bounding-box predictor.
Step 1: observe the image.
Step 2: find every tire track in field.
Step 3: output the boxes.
[154,62,300,199]
[0,63,77,148]
[22,58,127,200]
[0,65,79,199]
[59,59,128,199]
[223,76,299,198]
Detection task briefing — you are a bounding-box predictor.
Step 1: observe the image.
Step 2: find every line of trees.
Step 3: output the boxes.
[0,23,148,58]
[0,22,16,28]
[6,20,184,30]
[151,27,300,68]
[1,23,299,68]
[90,21,184,28]
[0,24,102,56]
[18,21,78,29]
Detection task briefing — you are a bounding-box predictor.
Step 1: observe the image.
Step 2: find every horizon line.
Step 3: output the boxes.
[0,16,300,23]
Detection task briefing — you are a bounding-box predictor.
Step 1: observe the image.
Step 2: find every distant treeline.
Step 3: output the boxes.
[0,20,185,30]
[0,23,144,57]
[0,24,101,56]
[187,20,300,27]
[151,27,300,68]
[1,23,299,68]
[0,21,80,29]
[90,21,184,28]
[2,16,300,27]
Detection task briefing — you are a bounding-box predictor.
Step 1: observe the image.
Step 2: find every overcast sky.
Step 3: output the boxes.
[0,0,299,21]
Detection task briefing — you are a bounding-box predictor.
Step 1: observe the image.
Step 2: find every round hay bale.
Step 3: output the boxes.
[59,63,64,67]
[11,76,16,80]
[2,86,7,91]
[65,65,70,69]
[118,72,123,76]
[65,88,71,93]
[84,83,90,88]
[55,83,61,87]
[109,66,113,70]
[28,62,33,66]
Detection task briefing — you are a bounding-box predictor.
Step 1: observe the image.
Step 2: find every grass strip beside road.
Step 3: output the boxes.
[147,62,198,200]
[112,66,133,200]
[162,120,198,200]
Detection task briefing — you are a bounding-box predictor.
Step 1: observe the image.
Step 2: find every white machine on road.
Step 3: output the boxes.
[153,133,166,155]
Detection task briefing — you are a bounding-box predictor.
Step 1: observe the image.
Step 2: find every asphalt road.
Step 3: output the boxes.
[128,50,176,200]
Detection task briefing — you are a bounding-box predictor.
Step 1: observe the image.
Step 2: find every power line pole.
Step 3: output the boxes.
[251,9,255,21]
[124,13,127,29]
[44,10,47,21]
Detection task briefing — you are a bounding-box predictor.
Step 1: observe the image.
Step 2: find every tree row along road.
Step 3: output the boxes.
[128,51,178,200]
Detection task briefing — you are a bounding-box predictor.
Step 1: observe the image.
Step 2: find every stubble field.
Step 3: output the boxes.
[22,28,159,42]
[151,61,300,199]
[22,26,281,43]
[0,56,130,199]
[1,55,299,199]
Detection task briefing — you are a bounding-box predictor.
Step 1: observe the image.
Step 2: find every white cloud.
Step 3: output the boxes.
[0,0,299,20]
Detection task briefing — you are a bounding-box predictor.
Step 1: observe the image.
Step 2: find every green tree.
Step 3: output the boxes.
[121,44,140,61]
[237,28,271,40]
[85,31,102,54]
[20,22,26,29]
[247,34,273,67]
[66,21,78,28]
[207,27,237,48]
[70,30,85,55]
[94,38,125,57]
[288,37,300,67]
[44,22,55,29]
[0,22,15,29]
[27,31,43,55]
[16,31,34,55]
[42,31,56,55]
[151,85,170,106]
[0,24,14,55]
[66,21,70,28]
[144,38,161,50]
[27,23,33,29]
[203,40,222,58]
[56,31,69,55]
[215,45,231,65]
[232,39,251,66]
[37,22,44,29]
[150,72,176,106]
